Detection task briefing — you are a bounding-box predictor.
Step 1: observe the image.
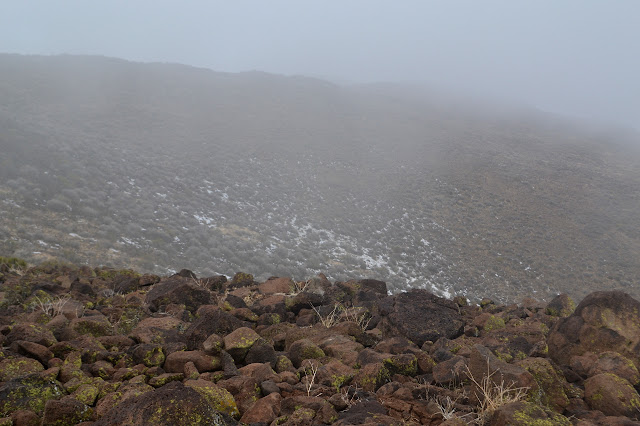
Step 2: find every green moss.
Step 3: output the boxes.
[484,315,506,332]
[72,384,99,405]
[186,382,240,419]
[269,313,281,324]
[495,351,513,363]
[331,374,352,392]
[0,375,66,416]
[0,358,44,381]
[301,345,325,360]
[0,256,28,271]
[512,403,571,425]
[383,356,418,376]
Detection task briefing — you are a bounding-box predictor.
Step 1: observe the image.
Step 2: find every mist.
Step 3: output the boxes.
[1,0,639,131]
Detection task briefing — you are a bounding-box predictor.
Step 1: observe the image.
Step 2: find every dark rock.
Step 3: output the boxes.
[245,338,277,368]
[489,401,571,425]
[8,341,54,365]
[201,275,228,292]
[176,269,197,279]
[258,277,295,295]
[183,307,247,350]
[432,355,467,385]
[378,289,464,347]
[374,337,420,355]
[337,400,387,424]
[548,291,640,370]
[584,373,640,419]
[239,392,281,424]
[0,374,66,416]
[41,396,93,425]
[163,350,221,374]
[223,327,261,363]
[128,344,165,368]
[545,293,576,317]
[288,338,326,368]
[6,323,57,347]
[93,381,238,425]
[229,272,255,289]
[144,276,211,313]
[225,294,247,309]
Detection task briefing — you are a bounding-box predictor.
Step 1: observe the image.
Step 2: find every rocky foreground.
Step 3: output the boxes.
[1,258,640,425]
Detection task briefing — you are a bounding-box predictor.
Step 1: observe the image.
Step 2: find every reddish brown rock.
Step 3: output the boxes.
[589,352,640,385]
[237,363,277,383]
[517,357,569,412]
[129,316,186,344]
[468,344,538,404]
[584,373,640,419]
[0,357,44,381]
[41,396,93,425]
[352,362,390,392]
[432,355,467,385]
[288,338,326,368]
[259,277,295,295]
[6,323,57,347]
[548,291,640,370]
[8,340,54,365]
[216,375,261,415]
[239,392,281,424]
[489,401,571,425]
[163,350,221,374]
[9,409,40,426]
[223,326,260,362]
[93,382,237,425]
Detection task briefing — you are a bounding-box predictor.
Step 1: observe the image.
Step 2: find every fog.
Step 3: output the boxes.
[1,0,638,131]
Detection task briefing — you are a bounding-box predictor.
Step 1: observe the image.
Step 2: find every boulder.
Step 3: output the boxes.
[144,276,211,313]
[129,316,186,344]
[378,289,464,346]
[584,373,640,419]
[0,375,66,416]
[223,327,260,363]
[545,293,576,317]
[239,392,281,424]
[41,396,93,425]
[183,307,246,350]
[489,401,571,425]
[0,357,44,381]
[258,277,295,295]
[516,357,569,412]
[93,381,238,425]
[6,323,57,347]
[164,350,221,373]
[288,338,326,368]
[184,379,239,418]
[589,352,640,385]
[9,341,54,365]
[468,345,538,404]
[548,291,640,369]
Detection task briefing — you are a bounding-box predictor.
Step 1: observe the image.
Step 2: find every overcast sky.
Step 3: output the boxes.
[1,1,638,130]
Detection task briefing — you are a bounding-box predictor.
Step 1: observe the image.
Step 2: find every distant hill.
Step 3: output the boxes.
[1,53,639,302]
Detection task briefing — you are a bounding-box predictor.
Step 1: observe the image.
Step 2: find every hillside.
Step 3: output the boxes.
[2,259,640,424]
[1,54,639,302]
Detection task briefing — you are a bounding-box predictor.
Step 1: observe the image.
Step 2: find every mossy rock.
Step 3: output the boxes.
[0,357,44,381]
[185,379,240,419]
[0,374,66,416]
[484,315,506,332]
